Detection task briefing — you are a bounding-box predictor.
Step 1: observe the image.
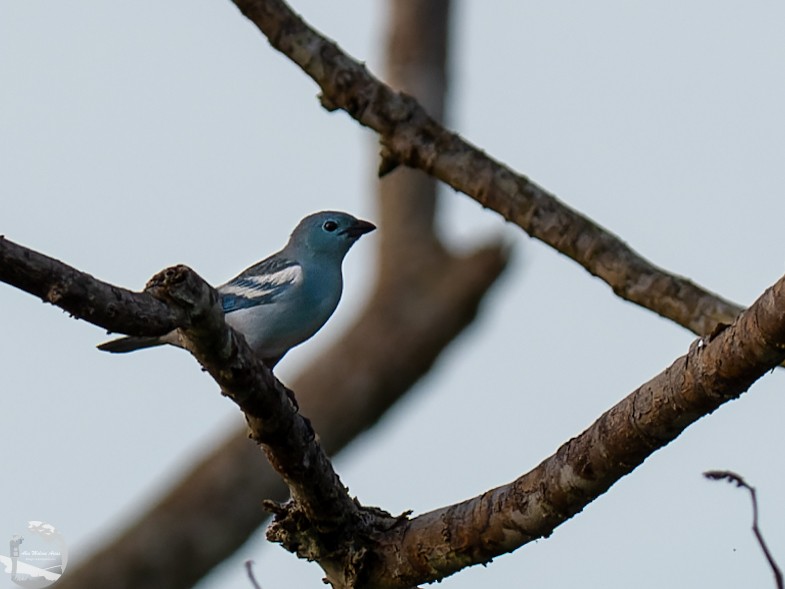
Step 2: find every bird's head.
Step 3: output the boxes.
[288,211,376,258]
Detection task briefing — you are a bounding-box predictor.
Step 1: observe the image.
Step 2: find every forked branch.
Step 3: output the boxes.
[3,235,785,587]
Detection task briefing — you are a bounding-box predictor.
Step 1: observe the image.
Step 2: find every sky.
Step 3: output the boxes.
[2,1,785,588]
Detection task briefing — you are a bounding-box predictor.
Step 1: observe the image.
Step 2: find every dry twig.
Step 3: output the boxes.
[704,471,783,589]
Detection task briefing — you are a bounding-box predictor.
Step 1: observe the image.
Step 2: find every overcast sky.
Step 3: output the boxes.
[2,2,785,588]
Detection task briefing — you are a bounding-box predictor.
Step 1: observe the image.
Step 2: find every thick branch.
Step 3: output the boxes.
[0,235,184,336]
[360,273,785,587]
[143,264,359,529]
[232,0,743,337]
[12,236,782,588]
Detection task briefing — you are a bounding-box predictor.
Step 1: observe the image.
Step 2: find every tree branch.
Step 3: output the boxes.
[5,182,784,587]
[232,0,743,337]
[356,274,785,587]
[0,235,184,336]
[376,0,450,281]
[9,230,785,587]
[0,235,509,589]
[704,471,784,589]
[142,264,359,528]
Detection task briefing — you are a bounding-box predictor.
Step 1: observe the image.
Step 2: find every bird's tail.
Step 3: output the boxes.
[97,335,164,353]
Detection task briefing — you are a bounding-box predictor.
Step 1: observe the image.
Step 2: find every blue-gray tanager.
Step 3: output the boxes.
[98,211,375,367]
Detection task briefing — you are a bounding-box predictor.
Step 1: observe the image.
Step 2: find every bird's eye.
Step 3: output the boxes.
[323,221,338,232]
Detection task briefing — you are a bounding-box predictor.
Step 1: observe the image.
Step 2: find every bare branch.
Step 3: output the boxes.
[86,250,771,589]
[6,196,785,587]
[355,273,785,587]
[231,0,743,337]
[704,471,784,589]
[0,235,184,336]
[0,238,369,579]
[142,264,361,532]
[245,560,264,589]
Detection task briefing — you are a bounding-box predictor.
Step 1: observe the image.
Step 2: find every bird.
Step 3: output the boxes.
[98,211,375,367]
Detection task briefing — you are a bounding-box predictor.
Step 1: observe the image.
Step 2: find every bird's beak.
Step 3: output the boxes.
[342,219,376,239]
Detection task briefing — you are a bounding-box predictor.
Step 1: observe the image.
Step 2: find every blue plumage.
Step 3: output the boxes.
[98,211,375,367]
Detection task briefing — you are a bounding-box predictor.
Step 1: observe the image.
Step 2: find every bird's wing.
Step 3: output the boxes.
[218,257,303,313]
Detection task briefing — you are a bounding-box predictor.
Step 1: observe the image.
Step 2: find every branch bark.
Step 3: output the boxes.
[142,264,358,528]
[0,235,183,336]
[139,266,395,589]
[354,272,785,587]
[232,0,744,338]
[6,231,785,587]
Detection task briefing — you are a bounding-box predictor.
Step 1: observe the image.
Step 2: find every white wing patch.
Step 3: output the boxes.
[220,264,303,299]
[266,264,303,287]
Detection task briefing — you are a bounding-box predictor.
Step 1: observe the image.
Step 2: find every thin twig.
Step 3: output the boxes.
[704,470,783,589]
[244,560,263,589]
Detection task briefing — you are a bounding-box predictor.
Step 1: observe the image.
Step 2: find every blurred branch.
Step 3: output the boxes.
[233,0,745,337]
[376,0,450,280]
[704,471,783,589]
[244,560,263,589]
